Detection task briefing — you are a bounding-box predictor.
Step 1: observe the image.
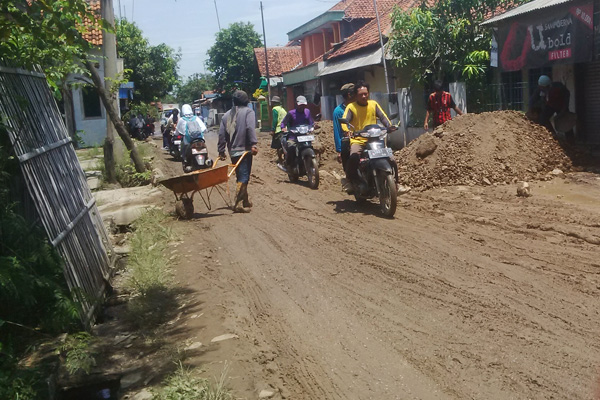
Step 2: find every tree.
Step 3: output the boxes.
[388,0,524,84]
[0,1,146,173]
[176,73,215,105]
[116,19,180,103]
[206,22,262,93]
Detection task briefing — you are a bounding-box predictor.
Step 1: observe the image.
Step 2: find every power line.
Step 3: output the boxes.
[214,0,221,30]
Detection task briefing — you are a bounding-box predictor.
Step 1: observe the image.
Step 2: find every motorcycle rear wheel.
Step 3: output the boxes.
[378,172,397,218]
[305,157,319,189]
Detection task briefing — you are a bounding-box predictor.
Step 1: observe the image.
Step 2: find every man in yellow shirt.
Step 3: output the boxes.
[270,96,287,164]
[342,80,394,193]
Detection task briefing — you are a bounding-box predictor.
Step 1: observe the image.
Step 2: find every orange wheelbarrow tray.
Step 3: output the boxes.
[159,152,248,219]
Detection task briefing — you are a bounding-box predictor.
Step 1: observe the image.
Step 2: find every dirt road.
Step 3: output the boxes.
[155,129,600,399]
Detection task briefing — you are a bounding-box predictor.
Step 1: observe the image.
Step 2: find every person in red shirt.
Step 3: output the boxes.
[424,80,463,130]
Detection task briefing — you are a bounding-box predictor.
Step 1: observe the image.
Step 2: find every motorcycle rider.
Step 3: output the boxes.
[176,104,207,172]
[341,80,395,194]
[280,95,314,170]
[270,96,287,164]
[333,83,356,165]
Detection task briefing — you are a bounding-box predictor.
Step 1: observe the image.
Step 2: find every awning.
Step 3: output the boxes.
[482,0,572,25]
[317,48,382,77]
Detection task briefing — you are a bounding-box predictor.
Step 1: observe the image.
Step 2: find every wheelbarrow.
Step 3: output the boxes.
[159,152,248,219]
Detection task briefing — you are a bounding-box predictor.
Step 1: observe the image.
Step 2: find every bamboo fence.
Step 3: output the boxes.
[0,64,115,326]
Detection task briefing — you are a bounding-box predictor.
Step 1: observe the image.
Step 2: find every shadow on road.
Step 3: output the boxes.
[327,199,385,217]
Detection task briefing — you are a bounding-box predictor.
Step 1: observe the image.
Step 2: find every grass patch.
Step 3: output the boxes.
[124,209,176,329]
[153,362,233,400]
[75,145,102,161]
[108,142,153,187]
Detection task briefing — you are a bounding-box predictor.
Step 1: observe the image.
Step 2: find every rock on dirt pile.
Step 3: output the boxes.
[395,110,572,190]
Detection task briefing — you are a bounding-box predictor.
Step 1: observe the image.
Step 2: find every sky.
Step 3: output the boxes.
[113,0,339,79]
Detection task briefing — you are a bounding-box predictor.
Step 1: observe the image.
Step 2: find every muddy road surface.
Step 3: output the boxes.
[155,130,600,400]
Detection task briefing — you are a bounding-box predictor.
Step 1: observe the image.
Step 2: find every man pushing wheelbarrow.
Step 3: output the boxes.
[218,90,259,213]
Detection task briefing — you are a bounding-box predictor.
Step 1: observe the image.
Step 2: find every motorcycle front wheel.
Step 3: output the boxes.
[305,157,319,189]
[378,171,397,218]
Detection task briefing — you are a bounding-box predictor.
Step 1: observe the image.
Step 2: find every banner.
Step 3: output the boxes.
[495,2,594,71]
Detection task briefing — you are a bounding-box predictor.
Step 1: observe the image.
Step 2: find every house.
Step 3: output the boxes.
[254,45,303,103]
[281,0,417,120]
[282,0,399,113]
[63,0,122,148]
[482,0,599,146]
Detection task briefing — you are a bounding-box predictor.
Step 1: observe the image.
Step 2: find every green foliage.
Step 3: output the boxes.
[58,332,96,375]
[116,19,181,103]
[388,0,525,84]
[153,362,233,400]
[116,163,153,187]
[0,0,108,96]
[0,366,42,400]
[122,101,160,123]
[96,143,153,187]
[206,22,262,93]
[176,73,216,105]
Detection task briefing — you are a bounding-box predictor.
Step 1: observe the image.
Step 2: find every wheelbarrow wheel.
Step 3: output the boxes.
[175,198,194,219]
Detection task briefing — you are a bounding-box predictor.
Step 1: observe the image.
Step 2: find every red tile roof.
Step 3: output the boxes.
[329,0,400,19]
[82,0,103,46]
[254,46,303,76]
[327,0,416,60]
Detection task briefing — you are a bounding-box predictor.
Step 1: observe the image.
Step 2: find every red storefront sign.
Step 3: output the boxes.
[494,2,594,71]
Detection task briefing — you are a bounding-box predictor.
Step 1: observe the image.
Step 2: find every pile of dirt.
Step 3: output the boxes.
[314,120,337,163]
[395,110,572,190]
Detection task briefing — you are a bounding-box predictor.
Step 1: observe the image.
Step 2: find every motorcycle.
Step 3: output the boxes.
[182,137,213,173]
[143,121,154,138]
[339,118,398,218]
[169,131,183,161]
[281,124,319,189]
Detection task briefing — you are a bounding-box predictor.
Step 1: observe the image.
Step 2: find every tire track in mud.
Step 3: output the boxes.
[159,134,600,399]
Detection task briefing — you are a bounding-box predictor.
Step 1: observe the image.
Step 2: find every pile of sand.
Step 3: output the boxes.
[395,111,572,190]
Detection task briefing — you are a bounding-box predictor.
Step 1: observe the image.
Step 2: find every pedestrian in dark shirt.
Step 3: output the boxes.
[218,90,258,213]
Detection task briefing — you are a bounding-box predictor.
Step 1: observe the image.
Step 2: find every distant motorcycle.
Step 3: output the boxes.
[281,124,319,189]
[182,137,213,173]
[143,121,154,138]
[169,131,183,160]
[339,118,398,218]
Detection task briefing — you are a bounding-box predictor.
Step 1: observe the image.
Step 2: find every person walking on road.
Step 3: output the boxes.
[424,80,463,130]
[270,96,287,164]
[218,90,258,213]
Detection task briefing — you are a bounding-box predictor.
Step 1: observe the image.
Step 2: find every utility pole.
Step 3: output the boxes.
[214,0,221,30]
[101,0,119,183]
[118,0,121,19]
[260,1,270,105]
[131,0,134,21]
[373,0,391,95]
